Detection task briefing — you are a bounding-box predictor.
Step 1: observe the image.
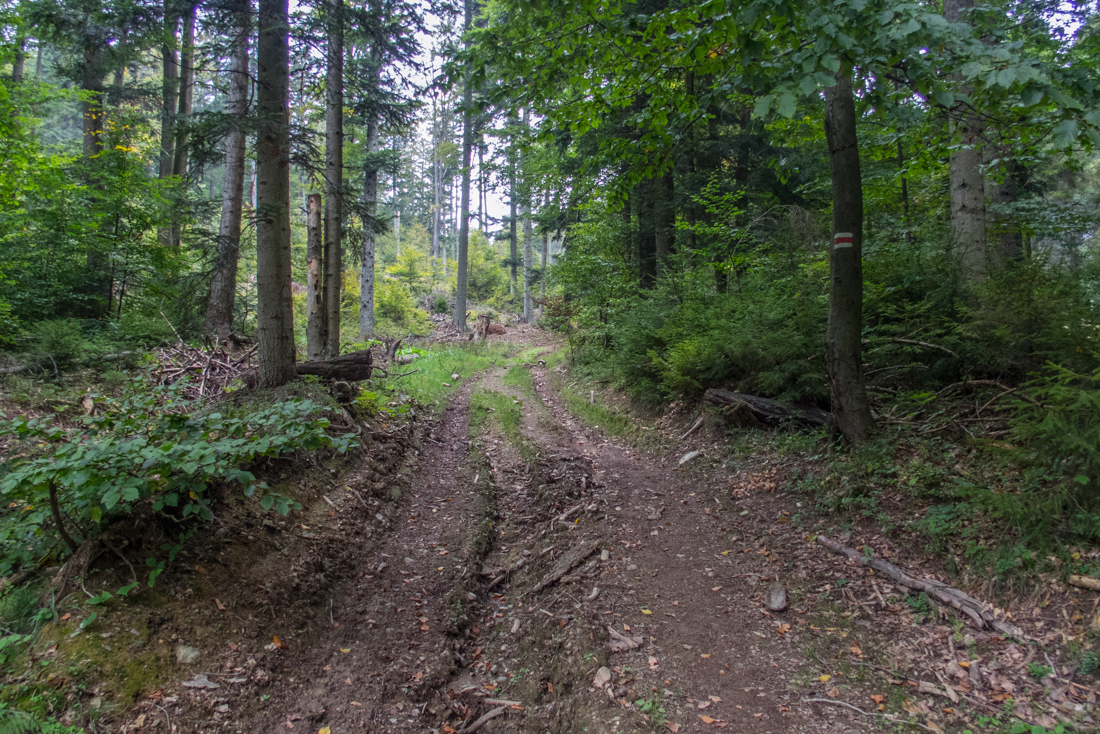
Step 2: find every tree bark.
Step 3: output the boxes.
[82,46,110,312]
[204,0,250,340]
[823,71,874,444]
[172,3,196,179]
[255,0,297,387]
[13,36,25,84]
[540,191,548,320]
[431,100,442,259]
[359,113,380,340]
[158,8,180,249]
[508,146,518,296]
[306,193,325,358]
[988,156,1024,265]
[295,349,372,381]
[323,0,343,358]
[944,0,986,278]
[453,0,474,331]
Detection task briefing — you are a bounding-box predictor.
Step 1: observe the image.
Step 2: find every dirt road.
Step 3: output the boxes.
[157,341,1064,734]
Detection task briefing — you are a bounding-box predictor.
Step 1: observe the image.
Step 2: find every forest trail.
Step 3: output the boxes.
[209,339,873,734]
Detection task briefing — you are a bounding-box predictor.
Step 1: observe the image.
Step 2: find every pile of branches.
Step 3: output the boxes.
[877,379,1035,438]
[151,338,256,398]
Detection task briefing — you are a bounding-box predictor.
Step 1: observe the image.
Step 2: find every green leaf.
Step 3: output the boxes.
[934,90,955,108]
[1051,119,1079,148]
[776,93,797,118]
[753,94,776,118]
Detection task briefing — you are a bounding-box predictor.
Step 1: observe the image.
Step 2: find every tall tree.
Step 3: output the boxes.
[204,0,251,340]
[306,193,324,358]
[823,71,874,443]
[255,0,296,386]
[358,6,382,340]
[944,0,987,277]
[453,0,474,331]
[323,0,343,358]
[171,2,195,178]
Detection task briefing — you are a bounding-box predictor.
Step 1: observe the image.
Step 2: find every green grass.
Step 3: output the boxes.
[503,365,536,396]
[470,388,524,443]
[370,342,516,410]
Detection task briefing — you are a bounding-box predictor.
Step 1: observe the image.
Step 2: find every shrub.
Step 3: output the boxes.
[0,383,357,577]
[19,319,98,371]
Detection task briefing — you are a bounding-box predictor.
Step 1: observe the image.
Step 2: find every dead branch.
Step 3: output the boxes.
[460,706,506,733]
[1068,574,1100,592]
[816,535,1025,638]
[892,338,960,359]
[803,698,934,732]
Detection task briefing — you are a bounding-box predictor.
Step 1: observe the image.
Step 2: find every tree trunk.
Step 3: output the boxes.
[295,349,372,381]
[359,113,379,340]
[823,71,874,444]
[255,0,297,387]
[306,193,325,358]
[540,190,549,320]
[654,167,674,278]
[509,149,518,296]
[453,0,474,332]
[988,156,1024,265]
[323,0,344,358]
[158,9,180,248]
[172,3,196,179]
[13,36,25,84]
[204,0,250,340]
[944,0,986,278]
[431,101,442,259]
[82,46,110,312]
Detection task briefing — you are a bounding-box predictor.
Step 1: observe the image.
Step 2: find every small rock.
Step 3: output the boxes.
[182,674,219,690]
[766,582,788,612]
[600,549,610,561]
[627,564,638,571]
[176,644,201,665]
[593,667,612,688]
[512,618,521,633]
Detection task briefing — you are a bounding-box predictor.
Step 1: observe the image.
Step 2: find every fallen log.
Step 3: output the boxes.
[816,535,1025,638]
[703,389,830,429]
[295,349,373,381]
[1068,574,1100,592]
[532,538,600,593]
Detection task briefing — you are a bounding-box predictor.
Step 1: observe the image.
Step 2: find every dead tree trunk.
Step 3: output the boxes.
[295,349,372,381]
[703,389,830,429]
[322,0,344,358]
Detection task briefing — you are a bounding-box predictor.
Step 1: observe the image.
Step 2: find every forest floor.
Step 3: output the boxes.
[6,328,1097,734]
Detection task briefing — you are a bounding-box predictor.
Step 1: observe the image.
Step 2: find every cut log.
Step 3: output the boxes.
[294,349,373,381]
[816,535,1024,638]
[703,389,830,429]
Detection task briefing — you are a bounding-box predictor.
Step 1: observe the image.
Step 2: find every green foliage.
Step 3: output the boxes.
[374,279,429,336]
[1027,662,1054,679]
[1011,362,1100,528]
[0,709,84,734]
[18,320,97,371]
[0,383,357,575]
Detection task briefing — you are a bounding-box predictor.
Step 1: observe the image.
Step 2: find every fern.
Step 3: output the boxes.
[0,710,82,734]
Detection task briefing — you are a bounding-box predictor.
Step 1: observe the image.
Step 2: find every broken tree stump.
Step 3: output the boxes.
[703,389,830,429]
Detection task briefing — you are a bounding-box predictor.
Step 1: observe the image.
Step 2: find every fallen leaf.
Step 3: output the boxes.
[818,675,831,682]
[319,728,331,734]
[711,586,723,592]
[708,696,721,703]
[641,609,653,615]
[827,687,839,697]
[195,565,208,575]
[215,598,225,611]
[850,644,862,656]
[273,635,288,650]
[701,654,711,658]
[340,648,351,653]
[871,695,884,704]
[665,723,680,733]
[958,661,970,668]
[60,613,71,621]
